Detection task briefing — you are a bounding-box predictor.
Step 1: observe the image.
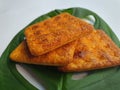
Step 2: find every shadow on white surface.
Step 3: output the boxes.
[16,64,45,90]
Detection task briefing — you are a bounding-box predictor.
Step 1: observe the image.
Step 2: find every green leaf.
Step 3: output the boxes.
[0,7,120,90]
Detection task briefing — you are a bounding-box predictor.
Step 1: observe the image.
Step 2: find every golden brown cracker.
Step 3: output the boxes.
[25,13,94,56]
[10,40,77,66]
[59,30,120,72]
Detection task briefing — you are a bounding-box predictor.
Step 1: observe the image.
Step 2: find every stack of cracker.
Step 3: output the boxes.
[10,13,120,72]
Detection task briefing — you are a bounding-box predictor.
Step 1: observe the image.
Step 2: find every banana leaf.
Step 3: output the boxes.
[0,7,120,90]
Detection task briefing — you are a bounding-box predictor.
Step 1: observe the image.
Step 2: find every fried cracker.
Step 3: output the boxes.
[59,30,120,72]
[10,40,77,66]
[25,13,94,56]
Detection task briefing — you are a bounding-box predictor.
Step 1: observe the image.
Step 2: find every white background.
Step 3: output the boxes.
[0,0,120,89]
[0,0,120,56]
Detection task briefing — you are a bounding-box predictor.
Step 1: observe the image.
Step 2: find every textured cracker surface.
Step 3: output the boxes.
[59,30,120,72]
[10,40,77,66]
[25,13,94,56]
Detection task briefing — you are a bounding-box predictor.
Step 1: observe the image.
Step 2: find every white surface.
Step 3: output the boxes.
[0,0,120,56]
[16,64,45,90]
